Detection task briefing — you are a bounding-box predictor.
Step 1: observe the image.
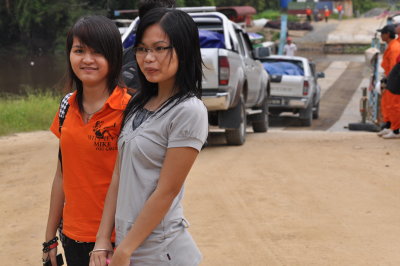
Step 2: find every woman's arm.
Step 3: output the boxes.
[43,158,64,266]
[109,147,199,266]
[90,156,121,266]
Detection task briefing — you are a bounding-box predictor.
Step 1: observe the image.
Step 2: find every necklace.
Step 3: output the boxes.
[82,105,103,123]
[83,106,103,116]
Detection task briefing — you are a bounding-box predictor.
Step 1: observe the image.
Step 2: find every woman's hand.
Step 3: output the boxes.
[108,248,130,266]
[89,239,114,266]
[42,247,57,266]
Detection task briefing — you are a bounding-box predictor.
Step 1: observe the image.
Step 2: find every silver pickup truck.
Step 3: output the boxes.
[121,11,270,145]
[191,12,270,145]
[260,55,325,126]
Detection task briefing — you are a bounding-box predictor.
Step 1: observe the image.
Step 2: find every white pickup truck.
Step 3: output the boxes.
[121,11,270,145]
[191,12,270,145]
[260,55,325,126]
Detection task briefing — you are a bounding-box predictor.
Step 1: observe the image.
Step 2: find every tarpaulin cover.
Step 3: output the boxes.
[199,30,225,49]
[123,30,225,49]
[262,61,304,76]
[248,32,264,40]
[123,33,135,49]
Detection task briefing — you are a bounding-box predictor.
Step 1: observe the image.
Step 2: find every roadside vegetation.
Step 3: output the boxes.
[253,10,300,22]
[0,0,273,54]
[0,92,60,136]
[353,0,389,14]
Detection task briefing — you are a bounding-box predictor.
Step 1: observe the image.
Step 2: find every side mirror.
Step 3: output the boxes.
[254,46,271,59]
[317,72,325,78]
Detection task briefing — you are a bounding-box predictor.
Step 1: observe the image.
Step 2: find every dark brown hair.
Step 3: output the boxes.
[65,15,123,112]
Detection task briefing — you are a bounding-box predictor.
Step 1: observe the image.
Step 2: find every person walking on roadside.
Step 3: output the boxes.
[121,0,175,90]
[376,25,400,138]
[337,3,344,21]
[306,6,312,22]
[89,8,208,266]
[313,7,320,22]
[283,37,297,56]
[324,6,331,23]
[42,15,131,266]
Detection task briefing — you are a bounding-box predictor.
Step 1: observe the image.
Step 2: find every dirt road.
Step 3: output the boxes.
[1,130,399,265]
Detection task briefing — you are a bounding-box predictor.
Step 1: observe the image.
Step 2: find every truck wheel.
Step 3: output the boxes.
[300,103,312,126]
[312,102,320,119]
[225,97,246,145]
[252,97,269,133]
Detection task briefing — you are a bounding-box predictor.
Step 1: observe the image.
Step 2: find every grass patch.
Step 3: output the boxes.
[254,10,300,22]
[0,92,60,136]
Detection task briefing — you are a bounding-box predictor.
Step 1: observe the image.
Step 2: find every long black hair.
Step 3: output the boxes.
[65,15,123,112]
[123,8,203,124]
[138,0,176,18]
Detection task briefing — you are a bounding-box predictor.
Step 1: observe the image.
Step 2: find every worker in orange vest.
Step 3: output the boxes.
[324,6,330,22]
[337,3,343,20]
[306,6,312,22]
[377,25,400,138]
[384,63,400,139]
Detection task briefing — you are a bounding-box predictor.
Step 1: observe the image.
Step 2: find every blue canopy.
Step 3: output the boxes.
[199,30,225,49]
[262,61,304,76]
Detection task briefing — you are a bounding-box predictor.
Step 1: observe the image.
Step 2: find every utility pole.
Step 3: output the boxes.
[278,0,291,55]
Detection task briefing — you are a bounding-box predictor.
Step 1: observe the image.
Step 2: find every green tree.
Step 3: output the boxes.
[14,0,70,52]
[352,0,380,14]
[0,0,283,53]
[216,0,241,7]
[5,0,112,52]
[0,1,19,47]
[175,0,186,7]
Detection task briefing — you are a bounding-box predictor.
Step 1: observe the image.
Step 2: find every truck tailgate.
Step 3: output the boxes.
[201,48,219,89]
[270,75,305,97]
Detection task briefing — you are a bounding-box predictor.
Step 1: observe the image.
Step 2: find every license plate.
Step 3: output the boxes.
[268,98,282,105]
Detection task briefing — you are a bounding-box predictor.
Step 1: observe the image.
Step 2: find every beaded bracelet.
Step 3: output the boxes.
[42,242,58,253]
[42,236,59,253]
[43,236,58,247]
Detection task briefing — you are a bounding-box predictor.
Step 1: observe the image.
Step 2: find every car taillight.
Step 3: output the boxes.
[303,80,309,96]
[219,56,229,85]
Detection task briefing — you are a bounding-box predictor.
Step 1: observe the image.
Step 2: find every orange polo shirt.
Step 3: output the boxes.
[381,39,400,76]
[50,86,131,242]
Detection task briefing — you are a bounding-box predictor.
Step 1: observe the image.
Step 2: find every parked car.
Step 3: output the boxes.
[121,11,270,145]
[259,54,325,126]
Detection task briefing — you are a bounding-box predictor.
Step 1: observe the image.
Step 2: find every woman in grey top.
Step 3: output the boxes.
[90,8,208,266]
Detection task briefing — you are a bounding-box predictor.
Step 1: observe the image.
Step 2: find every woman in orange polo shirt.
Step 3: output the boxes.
[42,15,131,266]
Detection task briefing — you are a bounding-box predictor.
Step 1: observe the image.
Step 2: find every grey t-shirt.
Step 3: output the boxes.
[116,96,208,264]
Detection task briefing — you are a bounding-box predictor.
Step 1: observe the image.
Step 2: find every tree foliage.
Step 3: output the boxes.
[0,0,278,53]
[352,0,380,14]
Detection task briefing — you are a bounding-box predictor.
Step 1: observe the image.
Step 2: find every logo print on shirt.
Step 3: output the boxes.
[93,121,116,139]
[89,121,118,151]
